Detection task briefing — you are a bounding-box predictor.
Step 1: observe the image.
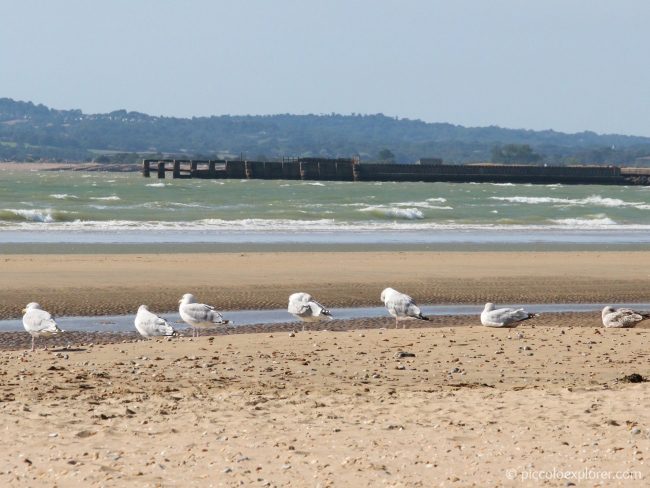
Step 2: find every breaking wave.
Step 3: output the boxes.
[550,215,617,227]
[358,206,425,219]
[89,196,121,201]
[0,208,76,223]
[2,218,650,233]
[491,195,650,209]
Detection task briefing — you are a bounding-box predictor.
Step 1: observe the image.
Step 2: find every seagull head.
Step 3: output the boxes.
[23,302,41,313]
[602,306,615,318]
[137,304,149,312]
[483,303,495,312]
[179,293,196,305]
[380,288,395,303]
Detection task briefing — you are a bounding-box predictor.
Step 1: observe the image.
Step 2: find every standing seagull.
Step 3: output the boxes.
[288,292,332,331]
[380,287,429,329]
[134,305,177,338]
[480,303,539,328]
[601,306,650,328]
[179,293,230,337]
[22,302,63,351]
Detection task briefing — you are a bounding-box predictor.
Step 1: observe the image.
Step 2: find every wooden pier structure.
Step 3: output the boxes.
[142,158,650,186]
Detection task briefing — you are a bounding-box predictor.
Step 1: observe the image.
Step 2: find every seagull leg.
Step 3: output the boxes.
[395,318,399,329]
[31,336,35,352]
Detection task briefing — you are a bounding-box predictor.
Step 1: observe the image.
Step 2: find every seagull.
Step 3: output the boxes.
[134,305,177,338]
[288,292,332,331]
[601,306,650,328]
[480,303,539,327]
[179,293,230,337]
[380,287,429,329]
[22,302,63,351]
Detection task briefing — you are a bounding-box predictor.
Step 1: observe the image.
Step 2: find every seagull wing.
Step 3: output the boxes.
[607,309,644,327]
[23,309,61,335]
[308,300,331,318]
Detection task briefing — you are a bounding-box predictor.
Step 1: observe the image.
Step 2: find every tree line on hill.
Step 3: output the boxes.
[1,98,650,166]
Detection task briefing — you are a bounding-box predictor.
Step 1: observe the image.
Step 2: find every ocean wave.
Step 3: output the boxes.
[306,182,326,187]
[0,208,76,223]
[551,217,617,227]
[89,196,121,201]
[491,195,650,209]
[392,200,452,210]
[50,193,79,200]
[2,218,650,233]
[145,183,167,188]
[358,206,425,219]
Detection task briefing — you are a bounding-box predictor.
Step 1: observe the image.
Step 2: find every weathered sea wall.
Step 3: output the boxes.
[142,158,649,185]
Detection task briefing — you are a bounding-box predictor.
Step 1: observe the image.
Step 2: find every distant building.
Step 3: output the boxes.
[417,158,443,165]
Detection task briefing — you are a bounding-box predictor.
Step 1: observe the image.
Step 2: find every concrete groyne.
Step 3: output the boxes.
[142,158,650,185]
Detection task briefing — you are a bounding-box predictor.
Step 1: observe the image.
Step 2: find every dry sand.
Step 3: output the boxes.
[1,251,650,486]
[1,325,649,487]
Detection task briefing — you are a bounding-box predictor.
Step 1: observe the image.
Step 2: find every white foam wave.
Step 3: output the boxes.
[89,196,121,201]
[50,193,79,200]
[358,206,424,219]
[393,201,452,210]
[3,218,650,233]
[551,217,617,227]
[491,195,650,209]
[145,183,167,188]
[306,182,326,186]
[0,208,74,223]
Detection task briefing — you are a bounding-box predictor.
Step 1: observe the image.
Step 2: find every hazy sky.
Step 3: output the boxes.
[2,0,649,135]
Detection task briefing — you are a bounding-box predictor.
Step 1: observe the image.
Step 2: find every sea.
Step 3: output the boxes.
[1,169,650,245]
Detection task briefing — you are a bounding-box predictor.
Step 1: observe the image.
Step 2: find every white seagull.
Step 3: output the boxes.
[288,292,332,331]
[380,287,429,329]
[480,303,539,327]
[22,302,63,351]
[134,305,177,338]
[179,293,230,337]
[601,306,650,328]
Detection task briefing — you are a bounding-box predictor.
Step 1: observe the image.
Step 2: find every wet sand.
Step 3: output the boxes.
[1,251,650,319]
[2,312,646,352]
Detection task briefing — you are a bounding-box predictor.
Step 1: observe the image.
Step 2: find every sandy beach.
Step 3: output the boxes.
[1,250,650,486]
[1,251,650,319]
[2,325,649,487]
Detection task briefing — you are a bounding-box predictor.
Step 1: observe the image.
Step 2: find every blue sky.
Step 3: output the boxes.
[2,0,649,135]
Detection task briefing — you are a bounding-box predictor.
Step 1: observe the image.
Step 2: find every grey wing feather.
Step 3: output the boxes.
[387,294,419,317]
[608,309,643,327]
[185,303,225,324]
[498,308,529,325]
[484,308,535,327]
[308,300,331,317]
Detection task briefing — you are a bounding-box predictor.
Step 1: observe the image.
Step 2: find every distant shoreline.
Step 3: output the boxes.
[0,161,138,172]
